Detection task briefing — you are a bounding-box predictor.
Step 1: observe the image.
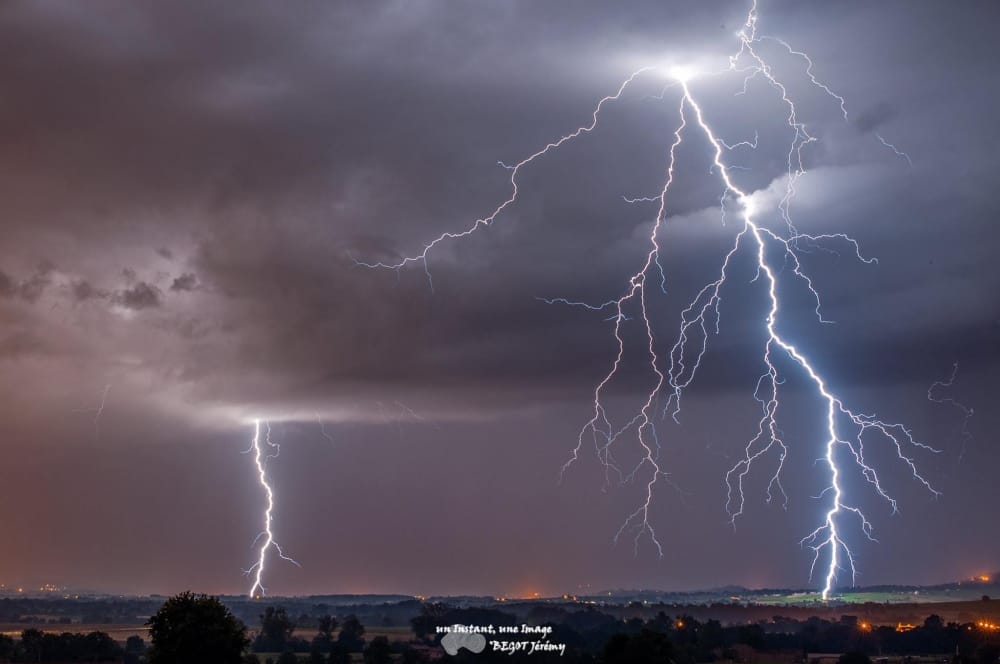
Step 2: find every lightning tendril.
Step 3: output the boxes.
[74,384,111,438]
[927,363,974,464]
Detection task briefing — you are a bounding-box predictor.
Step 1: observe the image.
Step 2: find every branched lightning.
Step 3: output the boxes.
[359,0,941,598]
[353,68,654,292]
[927,363,974,463]
[244,419,300,598]
[74,384,111,438]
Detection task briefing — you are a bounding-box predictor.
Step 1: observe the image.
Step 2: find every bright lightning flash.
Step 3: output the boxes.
[244,419,300,598]
[668,65,698,84]
[359,1,941,600]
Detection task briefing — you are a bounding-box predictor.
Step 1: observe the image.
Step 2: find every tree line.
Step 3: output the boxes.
[2,592,1000,663]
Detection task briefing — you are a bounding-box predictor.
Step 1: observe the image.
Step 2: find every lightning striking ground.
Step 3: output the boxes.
[244,419,300,598]
[360,1,941,598]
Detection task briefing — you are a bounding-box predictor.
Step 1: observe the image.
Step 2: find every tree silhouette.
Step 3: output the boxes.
[10,629,120,662]
[311,615,338,653]
[602,629,673,664]
[839,652,872,664]
[20,629,44,662]
[147,592,249,664]
[977,644,1000,664]
[337,615,366,652]
[410,603,448,641]
[363,636,392,664]
[399,645,430,664]
[327,642,351,664]
[0,634,14,662]
[318,615,338,639]
[276,652,298,664]
[125,635,146,654]
[254,607,296,653]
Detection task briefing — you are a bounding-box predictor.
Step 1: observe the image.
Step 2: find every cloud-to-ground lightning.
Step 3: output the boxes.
[359,0,942,598]
[244,419,300,598]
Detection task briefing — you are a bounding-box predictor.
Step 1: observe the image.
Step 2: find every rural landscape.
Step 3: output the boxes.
[3,576,1000,662]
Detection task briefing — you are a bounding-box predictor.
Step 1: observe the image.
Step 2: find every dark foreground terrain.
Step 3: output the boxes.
[1,585,1000,663]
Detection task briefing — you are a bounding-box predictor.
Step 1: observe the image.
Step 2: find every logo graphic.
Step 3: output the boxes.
[441,630,487,655]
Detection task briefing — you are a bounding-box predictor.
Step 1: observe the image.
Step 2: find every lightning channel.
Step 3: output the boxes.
[316,413,336,447]
[927,363,974,463]
[74,384,111,438]
[244,419,300,598]
[876,133,914,167]
[353,67,654,292]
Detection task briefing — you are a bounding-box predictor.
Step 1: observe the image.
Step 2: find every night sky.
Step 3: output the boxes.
[0,1,997,598]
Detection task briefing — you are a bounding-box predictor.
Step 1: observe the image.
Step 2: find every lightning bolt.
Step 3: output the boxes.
[244,419,300,598]
[316,413,337,447]
[353,67,654,293]
[875,133,913,167]
[359,0,942,599]
[927,363,974,463]
[74,384,111,438]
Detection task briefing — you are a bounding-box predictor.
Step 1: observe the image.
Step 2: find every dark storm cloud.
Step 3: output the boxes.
[0,270,13,298]
[170,273,197,292]
[18,274,49,302]
[0,0,997,596]
[114,281,161,310]
[0,0,990,405]
[0,263,53,302]
[0,0,993,410]
[853,102,897,134]
[71,279,107,302]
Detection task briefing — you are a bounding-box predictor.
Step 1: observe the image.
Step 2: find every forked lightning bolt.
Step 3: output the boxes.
[244,419,300,598]
[359,0,941,599]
